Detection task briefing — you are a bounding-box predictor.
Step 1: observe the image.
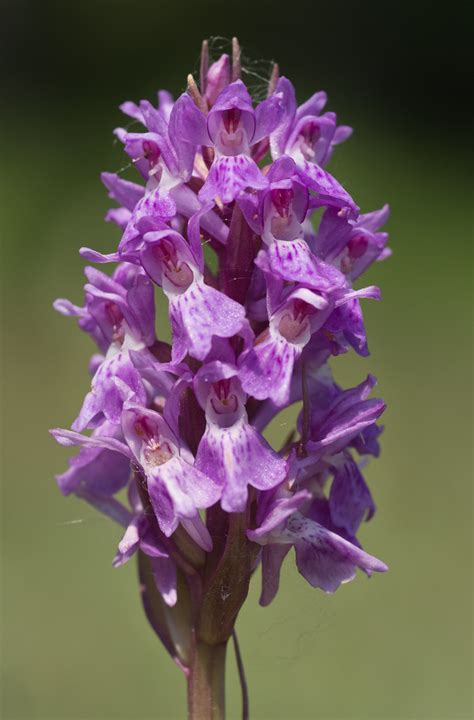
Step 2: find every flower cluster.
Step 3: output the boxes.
[51,40,390,672]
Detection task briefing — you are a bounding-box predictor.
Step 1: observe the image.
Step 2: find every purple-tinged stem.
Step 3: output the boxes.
[187,639,227,720]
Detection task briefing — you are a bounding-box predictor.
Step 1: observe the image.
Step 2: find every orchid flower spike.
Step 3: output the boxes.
[51,37,391,719]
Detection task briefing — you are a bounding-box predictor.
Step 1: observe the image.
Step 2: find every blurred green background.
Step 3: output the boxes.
[1,1,472,718]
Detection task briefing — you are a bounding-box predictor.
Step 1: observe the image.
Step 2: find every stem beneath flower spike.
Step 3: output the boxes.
[187,640,227,720]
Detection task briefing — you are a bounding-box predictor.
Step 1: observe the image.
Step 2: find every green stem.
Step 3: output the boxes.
[187,640,227,720]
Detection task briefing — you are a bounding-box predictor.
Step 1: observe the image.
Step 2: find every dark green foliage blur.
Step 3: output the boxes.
[1,1,472,718]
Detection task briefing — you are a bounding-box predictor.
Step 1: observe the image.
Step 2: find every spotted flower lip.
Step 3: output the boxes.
[193,362,287,512]
[249,490,387,600]
[139,229,246,363]
[238,286,332,407]
[170,79,285,204]
[52,403,220,548]
[51,40,390,685]
[121,405,220,543]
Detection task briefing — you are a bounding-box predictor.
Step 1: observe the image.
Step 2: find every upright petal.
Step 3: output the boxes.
[253,94,286,144]
[171,92,209,144]
[269,77,297,158]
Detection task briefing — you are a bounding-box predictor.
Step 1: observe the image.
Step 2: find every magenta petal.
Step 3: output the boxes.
[146,456,221,538]
[126,276,156,347]
[72,351,147,431]
[209,80,254,116]
[256,240,343,290]
[205,54,231,106]
[306,374,386,459]
[169,281,245,362]
[333,125,353,145]
[196,418,286,513]
[172,185,229,245]
[169,92,209,147]
[329,456,376,536]
[113,515,142,567]
[131,186,177,224]
[295,90,328,121]
[199,155,268,205]
[56,432,130,497]
[285,513,388,593]
[253,94,285,144]
[50,428,132,459]
[101,172,144,211]
[259,545,291,606]
[248,490,312,541]
[269,77,297,158]
[181,516,213,552]
[150,555,177,607]
[297,162,358,213]
[119,100,144,124]
[358,203,390,232]
[308,398,385,459]
[238,335,299,407]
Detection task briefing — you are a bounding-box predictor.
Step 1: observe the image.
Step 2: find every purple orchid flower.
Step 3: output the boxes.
[139,228,246,363]
[238,277,380,407]
[102,94,230,254]
[270,77,356,212]
[249,485,386,603]
[118,89,174,129]
[121,404,220,544]
[238,286,331,406]
[312,204,391,280]
[194,361,287,511]
[301,372,386,461]
[51,402,220,549]
[248,157,349,290]
[171,80,284,204]
[50,39,391,717]
[54,265,155,430]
